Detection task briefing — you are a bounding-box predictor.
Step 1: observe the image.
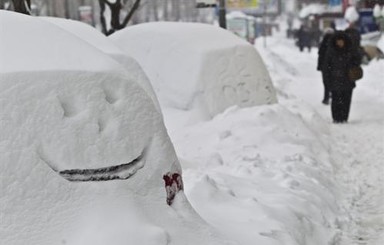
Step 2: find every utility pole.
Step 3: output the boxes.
[218,0,226,29]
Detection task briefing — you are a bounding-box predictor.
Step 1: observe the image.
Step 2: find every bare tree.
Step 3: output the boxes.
[11,0,30,14]
[0,0,8,9]
[171,0,179,21]
[152,0,158,21]
[99,0,141,35]
[162,0,168,21]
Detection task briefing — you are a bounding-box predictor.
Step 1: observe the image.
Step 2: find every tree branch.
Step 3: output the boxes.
[98,0,108,35]
[102,0,113,7]
[120,0,141,29]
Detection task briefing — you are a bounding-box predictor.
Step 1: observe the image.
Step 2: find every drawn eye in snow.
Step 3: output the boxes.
[163,172,184,205]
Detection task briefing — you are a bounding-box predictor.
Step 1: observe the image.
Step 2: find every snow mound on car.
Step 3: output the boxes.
[39,16,160,111]
[0,11,234,245]
[110,22,277,119]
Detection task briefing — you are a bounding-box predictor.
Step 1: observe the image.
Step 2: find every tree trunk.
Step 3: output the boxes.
[98,0,141,36]
[99,0,108,35]
[109,1,122,31]
[163,0,168,21]
[172,0,179,21]
[0,0,6,9]
[152,0,158,22]
[12,0,31,14]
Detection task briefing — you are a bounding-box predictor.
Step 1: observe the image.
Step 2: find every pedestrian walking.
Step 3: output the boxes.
[317,24,335,105]
[323,31,363,123]
[297,25,312,52]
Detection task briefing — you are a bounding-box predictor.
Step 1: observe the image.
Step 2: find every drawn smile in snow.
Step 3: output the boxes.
[58,147,148,182]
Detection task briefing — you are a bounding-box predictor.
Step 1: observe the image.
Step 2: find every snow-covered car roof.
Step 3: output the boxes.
[0,13,120,73]
[299,3,327,19]
[110,22,277,118]
[39,16,160,111]
[0,10,159,171]
[226,11,248,19]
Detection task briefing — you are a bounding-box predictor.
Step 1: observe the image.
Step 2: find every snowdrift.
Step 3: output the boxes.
[0,11,233,245]
[110,22,277,118]
[176,104,343,245]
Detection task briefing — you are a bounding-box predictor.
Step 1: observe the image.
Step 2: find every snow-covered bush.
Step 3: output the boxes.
[0,11,233,245]
[109,22,277,118]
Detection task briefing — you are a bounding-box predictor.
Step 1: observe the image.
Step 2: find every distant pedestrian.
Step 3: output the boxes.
[323,31,363,123]
[317,23,335,105]
[297,25,312,52]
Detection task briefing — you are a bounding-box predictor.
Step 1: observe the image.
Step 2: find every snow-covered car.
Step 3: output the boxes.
[226,11,257,44]
[361,32,384,62]
[378,34,384,54]
[0,11,233,245]
[109,22,277,122]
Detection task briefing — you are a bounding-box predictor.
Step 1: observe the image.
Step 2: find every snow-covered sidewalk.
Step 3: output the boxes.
[257,34,384,244]
[167,32,383,244]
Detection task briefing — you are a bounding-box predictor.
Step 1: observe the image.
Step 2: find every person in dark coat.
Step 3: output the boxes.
[297,25,312,52]
[317,24,335,105]
[323,31,362,123]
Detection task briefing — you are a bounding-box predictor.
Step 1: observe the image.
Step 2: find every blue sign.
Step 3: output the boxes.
[358,9,379,34]
[329,0,341,6]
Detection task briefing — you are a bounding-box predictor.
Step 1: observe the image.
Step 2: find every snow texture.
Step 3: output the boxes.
[39,16,160,112]
[109,22,277,119]
[0,11,234,245]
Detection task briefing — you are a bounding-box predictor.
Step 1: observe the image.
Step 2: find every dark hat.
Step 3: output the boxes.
[331,31,351,49]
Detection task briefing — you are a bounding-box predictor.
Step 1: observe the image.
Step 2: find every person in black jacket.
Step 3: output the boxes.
[323,31,362,123]
[297,25,312,52]
[317,24,335,105]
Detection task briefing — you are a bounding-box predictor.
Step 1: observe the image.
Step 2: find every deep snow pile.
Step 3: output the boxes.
[0,11,234,245]
[173,103,344,245]
[109,22,277,120]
